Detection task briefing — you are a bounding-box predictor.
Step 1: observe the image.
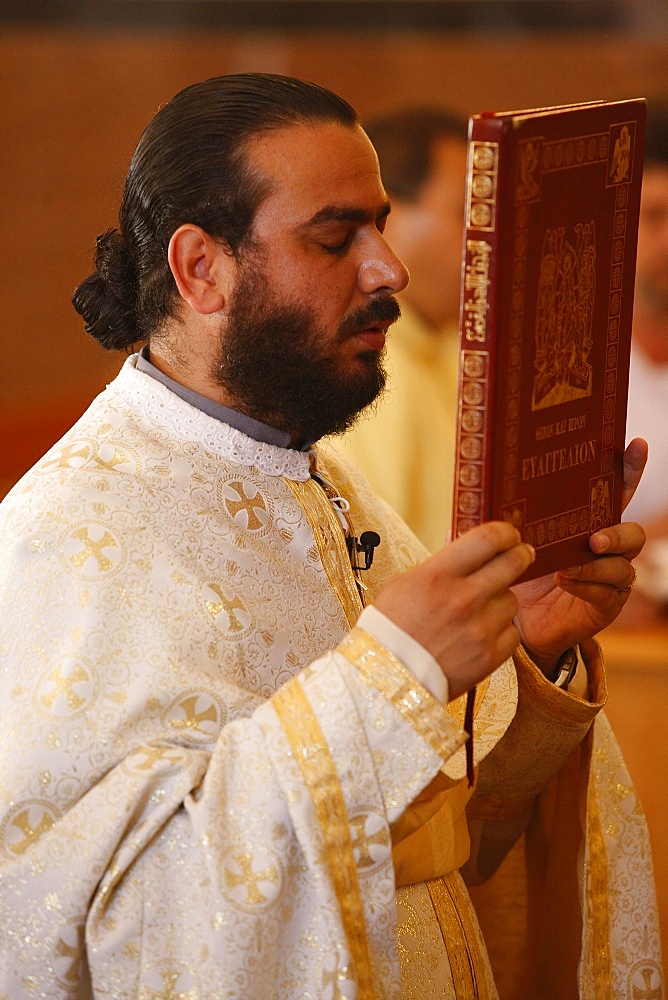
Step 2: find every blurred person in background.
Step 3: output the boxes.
[335,107,468,553]
[619,98,668,626]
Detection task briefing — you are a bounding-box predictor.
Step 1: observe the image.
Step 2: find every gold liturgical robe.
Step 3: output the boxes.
[0,356,662,998]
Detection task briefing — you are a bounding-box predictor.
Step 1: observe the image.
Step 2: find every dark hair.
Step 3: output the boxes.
[644,98,668,168]
[364,107,468,203]
[72,73,358,350]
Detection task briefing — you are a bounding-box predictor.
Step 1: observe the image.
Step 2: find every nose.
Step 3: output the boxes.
[358,237,409,296]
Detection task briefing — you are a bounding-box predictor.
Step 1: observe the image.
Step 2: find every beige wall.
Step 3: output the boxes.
[2,24,667,495]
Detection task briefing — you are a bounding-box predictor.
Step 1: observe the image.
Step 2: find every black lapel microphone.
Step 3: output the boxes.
[347,531,381,571]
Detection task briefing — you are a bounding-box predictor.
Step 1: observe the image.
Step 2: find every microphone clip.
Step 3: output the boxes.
[346,531,381,571]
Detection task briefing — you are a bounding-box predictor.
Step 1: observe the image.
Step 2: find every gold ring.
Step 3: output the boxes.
[615,564,637,594]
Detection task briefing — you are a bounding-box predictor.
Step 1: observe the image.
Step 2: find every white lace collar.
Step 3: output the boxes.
[107,355,313,481]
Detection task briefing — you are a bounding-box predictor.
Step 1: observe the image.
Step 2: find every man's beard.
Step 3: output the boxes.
[213,264,401,444]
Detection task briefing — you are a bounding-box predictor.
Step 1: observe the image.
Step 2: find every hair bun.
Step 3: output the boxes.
[72,228,139,350]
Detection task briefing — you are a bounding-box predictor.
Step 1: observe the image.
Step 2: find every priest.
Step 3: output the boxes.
[0,74,661,999]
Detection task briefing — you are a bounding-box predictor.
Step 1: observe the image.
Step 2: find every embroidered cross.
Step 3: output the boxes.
[224,852,278,905]
[92,447,131,473]
[205,584,247,632]
[42,444,90,469]
[349,814,390,868]
[55,926,85,984]
[68,527,117,573]
[40,663,90,712]
[322,952,353,999]
[169,696,218,735]
[632,966,662,1000]
[130,746,183,772]
[9,808,55,854]
[139,970,197,1000]
[224,482,267,531]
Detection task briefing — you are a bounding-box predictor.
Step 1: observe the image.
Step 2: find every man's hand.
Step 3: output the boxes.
[513,438,648,674]
[374,521,535,700]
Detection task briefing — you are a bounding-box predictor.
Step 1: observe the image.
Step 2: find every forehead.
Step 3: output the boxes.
[244,121,388,229]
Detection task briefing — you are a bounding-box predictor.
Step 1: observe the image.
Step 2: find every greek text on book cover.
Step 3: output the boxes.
[452,99,647,580]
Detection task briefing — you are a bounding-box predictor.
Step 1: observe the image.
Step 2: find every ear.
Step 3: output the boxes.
[167,224,235,315]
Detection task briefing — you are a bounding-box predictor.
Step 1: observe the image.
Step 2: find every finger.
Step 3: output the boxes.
[494,619,523,669]
[441,521,530,578]
[481,600,523,669]
[588,520,646,561]
[551,576,626,621]
[446,601,521,700]
[557,554,636,591]
[621,437,648,513]
[480,588,521,634]
[470,539,536,598]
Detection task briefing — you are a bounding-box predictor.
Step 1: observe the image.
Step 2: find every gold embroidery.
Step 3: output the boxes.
[273,677,374,998]
[42,442,91,469]
[349,813,391,868]
[223,851,280,906]
[39,663,90,712]
[338,629,465,759]
[54,923,86,987]
[92,447,132,473]
[629,965,662,999]
[427,872,490,999]
[168,695,218,735]
[204,583,247,631]
[139,970,198,1000]
[321,951,354,997]
[284,477,362,628]
[513,640,607,716]
[223,480,267,530]
[587,746,613,999]
[68,527,117,573]
[7,806,56,855]
[396,883,461,997]
[126,745,185,772]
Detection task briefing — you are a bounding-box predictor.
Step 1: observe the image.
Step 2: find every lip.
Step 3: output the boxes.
[353,325,388,351]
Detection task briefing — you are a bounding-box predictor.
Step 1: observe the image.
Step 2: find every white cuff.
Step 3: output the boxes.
[357,605,449,704]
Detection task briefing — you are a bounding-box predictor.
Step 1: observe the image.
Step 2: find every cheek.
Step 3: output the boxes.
[305,282,357,338]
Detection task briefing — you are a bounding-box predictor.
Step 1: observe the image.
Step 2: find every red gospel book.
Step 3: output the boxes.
[451,99,647,581]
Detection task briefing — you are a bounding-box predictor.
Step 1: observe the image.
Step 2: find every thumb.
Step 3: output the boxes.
[621,437,648,513]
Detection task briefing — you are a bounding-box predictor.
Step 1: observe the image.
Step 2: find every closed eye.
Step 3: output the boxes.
[320,236,352,255]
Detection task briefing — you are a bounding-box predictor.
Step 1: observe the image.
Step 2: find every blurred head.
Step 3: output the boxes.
[635,99,668,324]
[365,107,469,329]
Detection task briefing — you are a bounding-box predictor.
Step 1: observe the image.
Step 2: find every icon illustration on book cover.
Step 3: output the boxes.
[532,221,596,410]
[451,99,646,580]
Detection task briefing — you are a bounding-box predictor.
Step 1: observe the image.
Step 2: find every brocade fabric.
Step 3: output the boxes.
[0,356,662,998]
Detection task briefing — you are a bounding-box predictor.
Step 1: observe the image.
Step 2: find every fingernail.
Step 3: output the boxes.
[591,533,609,552]
[564,565,582,576]
[526,544,536,561]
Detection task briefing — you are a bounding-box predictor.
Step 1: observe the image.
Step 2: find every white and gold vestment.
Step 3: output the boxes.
[0,357,662,998]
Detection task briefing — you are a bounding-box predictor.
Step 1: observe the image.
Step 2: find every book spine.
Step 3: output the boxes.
[452,117,505,540]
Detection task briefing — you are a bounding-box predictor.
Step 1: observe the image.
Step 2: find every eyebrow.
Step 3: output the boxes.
[303,201,392,229]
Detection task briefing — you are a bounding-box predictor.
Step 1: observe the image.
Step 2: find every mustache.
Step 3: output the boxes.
[338,297,401,339]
